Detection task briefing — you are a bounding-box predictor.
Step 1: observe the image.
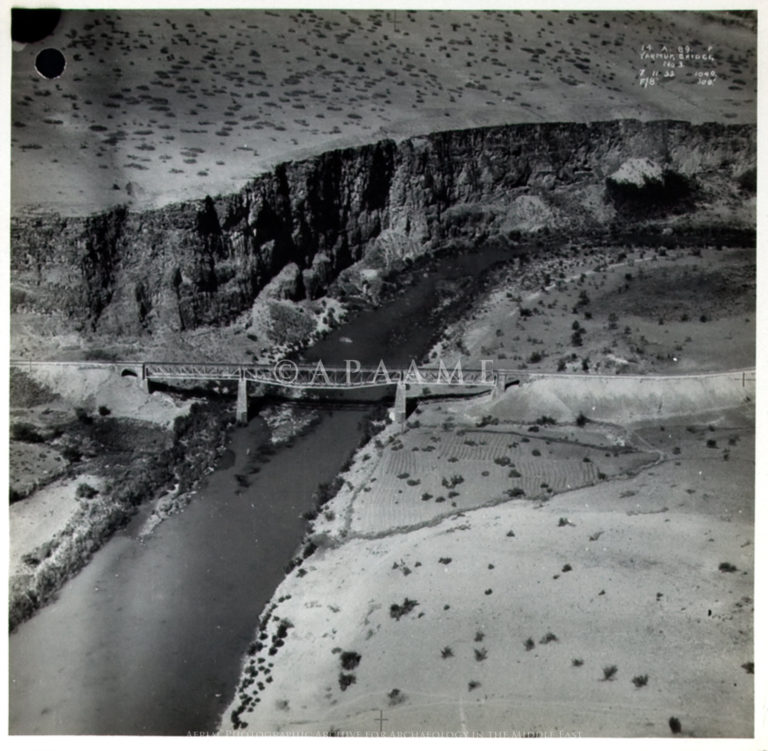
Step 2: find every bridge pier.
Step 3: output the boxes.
[492,372,506,400]
[140,365,152,394]
[236,377,249,425]
[394,381,407,428]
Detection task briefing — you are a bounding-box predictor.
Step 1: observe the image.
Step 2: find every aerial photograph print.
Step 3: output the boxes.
[6,1,760,742]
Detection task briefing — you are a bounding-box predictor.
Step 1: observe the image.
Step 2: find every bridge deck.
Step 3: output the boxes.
[142,362,495,389]
[10,360,755,390]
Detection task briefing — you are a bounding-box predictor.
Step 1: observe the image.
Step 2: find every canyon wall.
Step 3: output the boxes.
[11,120,756,340]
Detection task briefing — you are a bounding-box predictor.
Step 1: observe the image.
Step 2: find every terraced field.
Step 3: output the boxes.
[346,408,656,535]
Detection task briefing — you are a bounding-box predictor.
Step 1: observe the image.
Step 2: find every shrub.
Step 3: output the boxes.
[441,646,453,659]
[719,562,738,573]
[632,674,649,688]
[61,445,82,463]
[539,632,558,644]
[340,651,361,671]
[441,474,464,489]
[388,688,406,705]
[75,407,93,424]
[10,422,44,443]
[572,658,584,667]
[98,405,111,416]
[76,483,99,499]
[468,680,481,691]
[737,166,756,193]
[474,647,488,661]
[390,598,418,620]
[602,665,618,681]
[524,637,535,651]
[338,673,356,691]
[576,413,588,427]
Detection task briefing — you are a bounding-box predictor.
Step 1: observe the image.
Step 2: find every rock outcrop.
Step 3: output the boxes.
[11,120,755,341]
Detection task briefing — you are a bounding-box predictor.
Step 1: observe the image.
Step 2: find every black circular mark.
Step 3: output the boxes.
[12,8,62,44]
[35,48,66,80]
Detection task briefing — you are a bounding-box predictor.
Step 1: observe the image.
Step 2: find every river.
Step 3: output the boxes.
[8,242,521,735]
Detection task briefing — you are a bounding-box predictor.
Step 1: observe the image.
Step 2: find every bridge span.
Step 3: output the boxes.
[140,360,501,424]
[10,359,755,427]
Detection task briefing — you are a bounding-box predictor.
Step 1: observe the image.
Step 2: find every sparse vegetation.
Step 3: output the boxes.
[340,651,361,671]
[76,483,99,499]
[390,598,419,620]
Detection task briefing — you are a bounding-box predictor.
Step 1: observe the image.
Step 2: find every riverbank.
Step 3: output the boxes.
[8,225,521,641]
[220,390,754,737]
[220,237,755,737]
[8,368,235,631]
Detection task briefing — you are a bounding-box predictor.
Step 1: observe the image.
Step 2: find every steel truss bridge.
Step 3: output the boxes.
[10,360,755,426]
[141,361,496,390]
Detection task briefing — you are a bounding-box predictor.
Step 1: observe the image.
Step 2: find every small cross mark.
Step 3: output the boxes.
[374,709,389,735]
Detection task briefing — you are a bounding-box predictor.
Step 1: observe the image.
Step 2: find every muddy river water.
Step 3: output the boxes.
[9,243,521,734]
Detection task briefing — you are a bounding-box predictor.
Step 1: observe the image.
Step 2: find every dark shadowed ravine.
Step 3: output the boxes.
[8,243,520,735]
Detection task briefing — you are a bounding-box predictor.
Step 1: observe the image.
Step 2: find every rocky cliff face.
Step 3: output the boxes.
[11,120,755,341]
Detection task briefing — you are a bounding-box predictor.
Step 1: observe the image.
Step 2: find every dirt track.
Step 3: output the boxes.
[481,369,755,424]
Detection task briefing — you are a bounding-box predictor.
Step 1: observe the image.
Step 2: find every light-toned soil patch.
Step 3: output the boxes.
[17,364,188,427]
[479,371,754,425]
[10,473,105,579]
[330,405,656,537]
